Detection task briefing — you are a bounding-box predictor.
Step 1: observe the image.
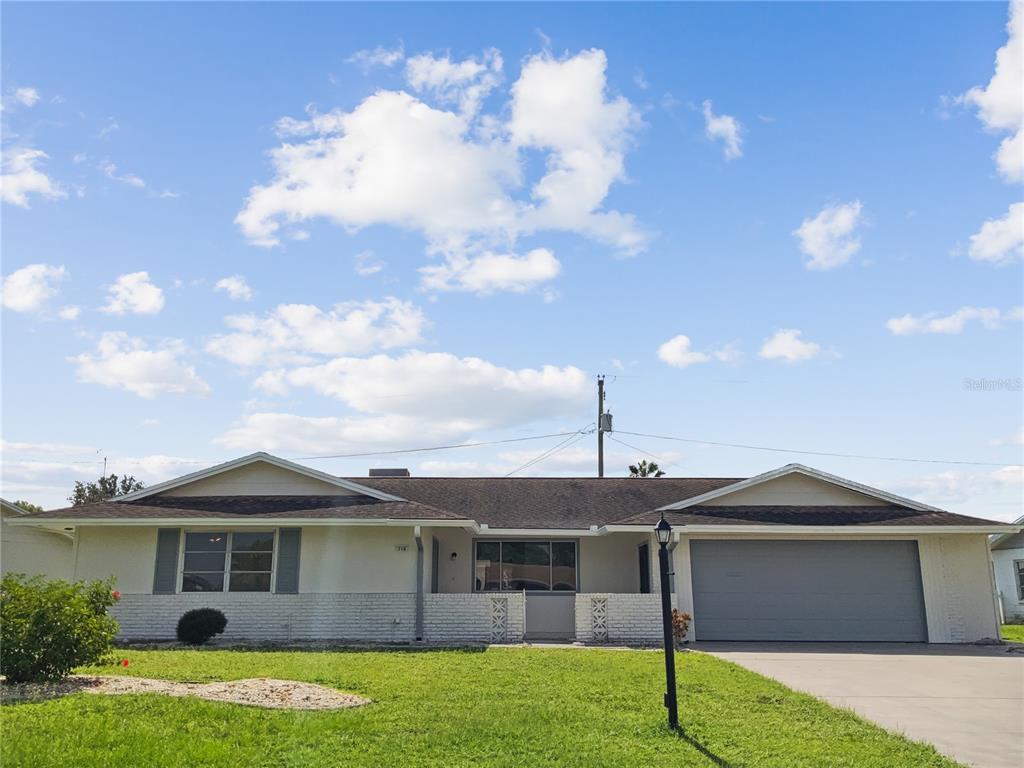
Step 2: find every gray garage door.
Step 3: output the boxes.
[690,540,928,642]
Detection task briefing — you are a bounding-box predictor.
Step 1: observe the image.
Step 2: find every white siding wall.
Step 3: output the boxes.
[74,527,158,592]
[703,474,890,506]
[299,526,420,592]
[161,462,358,496]
[993,548,1024,620]
[1,515,74,580]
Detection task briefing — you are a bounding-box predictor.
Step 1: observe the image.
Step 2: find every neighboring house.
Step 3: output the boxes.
[7,453,1018,645]
[1,497,74,580]
[991,515,1024,622]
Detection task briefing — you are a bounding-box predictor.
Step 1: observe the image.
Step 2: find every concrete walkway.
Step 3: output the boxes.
[696,642,1024,768]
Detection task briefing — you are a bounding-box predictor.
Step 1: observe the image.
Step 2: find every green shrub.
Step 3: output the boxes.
[176,608,228,645]
[0,574,119,684]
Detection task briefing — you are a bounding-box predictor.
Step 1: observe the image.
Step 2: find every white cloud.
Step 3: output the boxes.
[759,329,821,362]
[71,332,210,398]
[509,49,645,254]
[0,148,66,207]
[101,271,165,315]
[793,201,864,270]
[1,264,68,313]
[237,48,644,293]
[206,297,426,367]
[58,305,80,321]
[886,305,1021,335]
[14,87,40,107]
[347,44,405,73]
[100,161,146,189]
[898,465,1023,511]
[968,202,1023,265]
[353,250,384,276]
[702,100,743,160]
[419,247,561,294]
[657,335,740,368]
[961,1,1023,182]
[214,275,253,301]
[405,48,502,117]
[992,426,1024,446]
[224,351,589,453]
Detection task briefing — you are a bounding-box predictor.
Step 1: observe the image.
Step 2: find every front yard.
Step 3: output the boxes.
[1,647,960,768]
[1002,624,1024,642]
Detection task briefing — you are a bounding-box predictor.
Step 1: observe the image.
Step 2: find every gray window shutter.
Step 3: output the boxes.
[153,528,180,594]
[275,528,301,594]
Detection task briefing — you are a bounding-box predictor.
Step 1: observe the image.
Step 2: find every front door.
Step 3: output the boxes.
[525,593,576,640]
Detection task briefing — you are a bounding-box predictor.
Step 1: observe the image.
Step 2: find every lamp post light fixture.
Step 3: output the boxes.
[655,514,679,729]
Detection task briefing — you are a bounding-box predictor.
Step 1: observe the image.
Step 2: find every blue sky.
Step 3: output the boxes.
[2,2,1021,519]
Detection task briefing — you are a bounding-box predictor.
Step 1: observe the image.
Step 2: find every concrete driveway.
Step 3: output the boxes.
[696,643,1023,768]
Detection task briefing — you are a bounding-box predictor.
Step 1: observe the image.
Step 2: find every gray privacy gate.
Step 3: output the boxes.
[690,540,928,642]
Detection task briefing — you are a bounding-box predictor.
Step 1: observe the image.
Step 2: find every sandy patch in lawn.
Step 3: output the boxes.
[3,676,369,710]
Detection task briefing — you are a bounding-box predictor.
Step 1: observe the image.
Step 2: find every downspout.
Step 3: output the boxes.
[414,526,424,641]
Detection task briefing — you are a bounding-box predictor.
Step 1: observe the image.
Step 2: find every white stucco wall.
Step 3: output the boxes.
[578,534,646,592]
[74,526,158,592]
[299,526,420,593]
[160,461,358,496]
[432,527,474,592]
[675,532,1001,644]
[1,513,74,581]
[703,473,891,506]
[991,547,1023,621]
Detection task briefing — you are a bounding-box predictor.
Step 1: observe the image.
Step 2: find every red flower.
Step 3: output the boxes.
[112,591,121,601]
[121,659,129,667]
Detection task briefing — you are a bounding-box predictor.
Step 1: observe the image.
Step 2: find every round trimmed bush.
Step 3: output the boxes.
[176,608,228,645]
[1,574,119,683]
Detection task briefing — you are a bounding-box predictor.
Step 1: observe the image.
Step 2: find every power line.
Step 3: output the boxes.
[504,425,595,477]
[292,431,586,461]
[607,434,665,462]
[615,430,1023,468]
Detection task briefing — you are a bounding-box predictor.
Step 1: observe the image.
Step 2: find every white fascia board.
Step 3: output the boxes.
[473,528,606,537]
[656,463,942,513]
[603,523,1020,535]
[117,452,406,503]
[7,517,473,528]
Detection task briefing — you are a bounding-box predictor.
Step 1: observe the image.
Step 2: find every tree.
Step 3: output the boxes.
[13,500,43,514]
[69,474,145,506]
[628,460,665,478]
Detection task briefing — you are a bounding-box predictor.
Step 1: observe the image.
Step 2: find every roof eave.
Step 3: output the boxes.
[603,523,1019,534]
[7,516,475,528]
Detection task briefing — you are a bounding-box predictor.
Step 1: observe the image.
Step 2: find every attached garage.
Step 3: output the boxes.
[690,539,928,642]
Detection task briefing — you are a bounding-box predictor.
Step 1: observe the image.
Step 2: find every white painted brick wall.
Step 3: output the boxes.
[112,593,416,642]
[423,593,525,643]
[574,593,676,644]
[112,592,527,644]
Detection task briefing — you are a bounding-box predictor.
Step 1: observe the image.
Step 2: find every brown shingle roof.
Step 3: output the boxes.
[25,495,465,521]
[347,477,742,528]
[615,505,1001,527]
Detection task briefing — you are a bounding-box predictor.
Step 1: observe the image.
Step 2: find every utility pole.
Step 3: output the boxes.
[597,375,605,477]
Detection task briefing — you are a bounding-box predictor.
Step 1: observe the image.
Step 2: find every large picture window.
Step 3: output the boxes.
[474,540,577,592]
[181,531,275,592]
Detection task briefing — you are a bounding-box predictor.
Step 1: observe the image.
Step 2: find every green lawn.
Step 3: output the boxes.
[2,647,960,768]
[1002,624,1024,642]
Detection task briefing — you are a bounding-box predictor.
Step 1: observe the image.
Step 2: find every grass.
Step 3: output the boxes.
[1,647,961,768]
[1001,624,1024,642]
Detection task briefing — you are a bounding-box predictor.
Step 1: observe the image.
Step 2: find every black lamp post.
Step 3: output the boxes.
[655,514,679,729]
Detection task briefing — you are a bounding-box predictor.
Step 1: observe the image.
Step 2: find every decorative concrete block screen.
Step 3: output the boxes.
[574,594,665,644]
[422,593,526,643]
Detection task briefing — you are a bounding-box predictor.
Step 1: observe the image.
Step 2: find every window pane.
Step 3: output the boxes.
[184,552,226,572]
[231,552,273,572]
[551,542,577,591]
[232,532,274,552]
[182,572,224,592]
[475,542,500,591]
[185,532,227,552]
[229,572,271,592]
[501,541,550,590]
